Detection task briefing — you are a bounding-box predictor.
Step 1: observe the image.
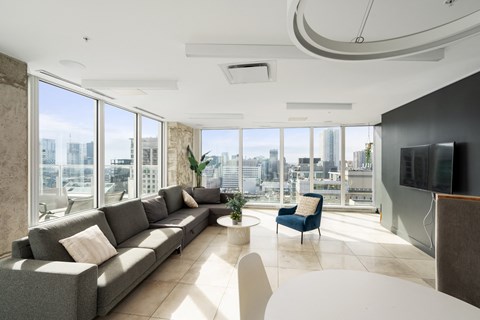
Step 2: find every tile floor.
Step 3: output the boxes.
[100,209,435,320]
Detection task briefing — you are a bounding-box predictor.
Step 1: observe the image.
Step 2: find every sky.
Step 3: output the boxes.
[39,81,159,165]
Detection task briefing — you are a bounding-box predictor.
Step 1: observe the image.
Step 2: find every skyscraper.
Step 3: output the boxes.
[41,138,56,164]
[323,128,339,165]
[322,128,340,177]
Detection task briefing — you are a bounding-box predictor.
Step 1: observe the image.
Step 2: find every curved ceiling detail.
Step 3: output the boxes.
[287,0,480,61]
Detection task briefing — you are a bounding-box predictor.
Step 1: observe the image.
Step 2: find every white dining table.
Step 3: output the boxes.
[264,270,480,320]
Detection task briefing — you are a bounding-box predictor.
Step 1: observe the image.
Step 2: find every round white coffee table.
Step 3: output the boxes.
[217,215,260,245]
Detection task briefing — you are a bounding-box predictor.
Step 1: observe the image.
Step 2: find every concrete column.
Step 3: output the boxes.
[167,122,194,187]
[0,53,28,257]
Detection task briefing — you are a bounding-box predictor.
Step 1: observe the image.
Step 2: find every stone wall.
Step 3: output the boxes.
[167,122,194,187]
[0,53,28,257]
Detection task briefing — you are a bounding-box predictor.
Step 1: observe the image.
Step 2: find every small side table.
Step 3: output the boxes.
[217,215,260,245]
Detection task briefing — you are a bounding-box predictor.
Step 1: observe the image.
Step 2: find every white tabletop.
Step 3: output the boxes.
[264,270,480,320]
[217,214,260,228]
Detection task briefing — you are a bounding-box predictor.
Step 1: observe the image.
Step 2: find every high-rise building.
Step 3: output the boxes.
[323,128,339,165]
[85,141,94,165]
[67,142,85,165]
[41,138,56,164]
[322,128,340,177]
[353,150,366,169]
[142,137,158,165]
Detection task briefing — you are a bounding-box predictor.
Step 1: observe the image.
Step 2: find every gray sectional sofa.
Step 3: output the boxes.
[0,185,232,320]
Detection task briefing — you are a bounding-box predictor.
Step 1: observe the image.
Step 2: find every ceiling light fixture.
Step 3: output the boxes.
[81,79,178,90]
[59,59,86,70]
[287,0,480,60]
[286,102,352,110]
[186,113,244,120]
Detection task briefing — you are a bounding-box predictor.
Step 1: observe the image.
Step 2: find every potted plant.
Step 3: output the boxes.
[226,192,247,225]
[187,145,211,188]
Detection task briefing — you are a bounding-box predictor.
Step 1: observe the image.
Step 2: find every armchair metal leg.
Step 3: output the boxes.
[318,228,321,236]
[301,232,304,244]
[276,223,278,234]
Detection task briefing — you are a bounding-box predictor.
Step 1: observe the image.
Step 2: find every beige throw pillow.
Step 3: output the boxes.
[295,196,320,216]
[59,225,118,265]
[182,189,199,208]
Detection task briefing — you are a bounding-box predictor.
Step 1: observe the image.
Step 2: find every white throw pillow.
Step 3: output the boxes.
[295,196,320,216]
[59,225,118,265]
[183,190,199,208]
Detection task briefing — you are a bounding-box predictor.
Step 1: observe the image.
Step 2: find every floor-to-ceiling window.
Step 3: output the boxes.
[104,104,136,202]
[313,127,341,205]
[32,78,163,225]
[344,126,374,206]
[201,126,374,208]
[243,128,280,203]
[283,128,310,204]
[141,116,161,196]
[38,81,96,218]
[201,129,239,192]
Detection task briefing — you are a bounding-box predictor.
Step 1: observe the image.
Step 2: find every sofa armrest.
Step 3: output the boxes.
[0,258,98,320]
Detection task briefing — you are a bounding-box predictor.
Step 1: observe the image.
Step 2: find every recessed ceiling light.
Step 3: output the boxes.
[286,102,352,110]
[288,117,308,121]
[59,59,86,70]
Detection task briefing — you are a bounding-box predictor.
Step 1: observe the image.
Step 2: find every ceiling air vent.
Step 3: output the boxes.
[220,61,276,84]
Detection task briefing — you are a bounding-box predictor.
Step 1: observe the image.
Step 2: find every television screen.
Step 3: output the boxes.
[399,145,430,190]
[429,142,454,194]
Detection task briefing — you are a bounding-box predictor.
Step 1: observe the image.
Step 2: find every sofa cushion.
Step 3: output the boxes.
[117,228,183,259]
[28,210,117,261]
[158,185,184,213]
[193,188,221,204]
[142,196,169,223]
[149,207,209,231]
[198,203,232,225]
[59,225,118,265]
[101,199,149,244]
[183,190,199,208]
[97,247,155,310]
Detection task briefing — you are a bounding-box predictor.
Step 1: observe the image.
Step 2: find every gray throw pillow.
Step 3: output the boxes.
[193,188,221,204]
[101,199,149,244]
[142,196,169,222]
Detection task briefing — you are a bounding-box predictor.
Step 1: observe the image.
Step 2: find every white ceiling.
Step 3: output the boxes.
[2,0,480,128]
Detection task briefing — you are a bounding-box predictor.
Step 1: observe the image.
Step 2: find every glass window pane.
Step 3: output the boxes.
[38,81,96,220]
[104,104,136,202]
[345,126,374,206]
[141,116,160,196]
[313,127,341,205]
[243,128,280,203]
[201,129,239,192]
[284,128,310,204]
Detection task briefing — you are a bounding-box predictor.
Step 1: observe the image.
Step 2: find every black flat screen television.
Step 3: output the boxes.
[429,142,455,194]
[399,145,430,191]
[399,142,455,194]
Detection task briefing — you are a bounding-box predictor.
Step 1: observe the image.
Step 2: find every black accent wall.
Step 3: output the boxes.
[381,71,480,256]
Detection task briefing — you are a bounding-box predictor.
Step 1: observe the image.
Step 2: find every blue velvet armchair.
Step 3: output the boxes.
[276,193,324,244]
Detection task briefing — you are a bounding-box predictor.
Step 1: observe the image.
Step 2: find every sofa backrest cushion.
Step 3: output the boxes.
[142,196,169,222]
[158,185,184,213]
[101,199,149,244]
[193,188,221,204]
[28,210,116,262]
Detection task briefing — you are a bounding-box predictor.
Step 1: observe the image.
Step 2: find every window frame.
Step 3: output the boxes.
[29,76,164,226]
